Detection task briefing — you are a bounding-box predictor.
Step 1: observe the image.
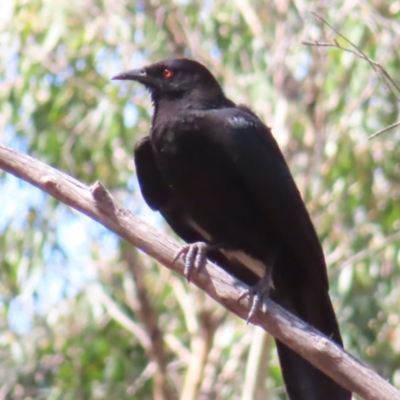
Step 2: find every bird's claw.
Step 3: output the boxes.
[238,269,272,323]
[174,242,208,282]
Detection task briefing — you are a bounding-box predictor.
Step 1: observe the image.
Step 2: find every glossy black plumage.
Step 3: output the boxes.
[113,58,351,400]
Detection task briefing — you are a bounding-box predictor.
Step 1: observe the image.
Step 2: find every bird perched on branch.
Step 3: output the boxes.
[113,58,351,400]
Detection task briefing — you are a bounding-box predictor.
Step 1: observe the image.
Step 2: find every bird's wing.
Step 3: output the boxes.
[134,135,201,241]
[134,135,261,284]
[188,107,350,400]
[188,107,328,289]
[134,136,171,211]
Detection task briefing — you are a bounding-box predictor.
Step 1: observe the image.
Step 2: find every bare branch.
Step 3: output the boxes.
[1,143,400,400]
[368,121,400,140]
[96,287,151,349]
[303,13,400,97]
[127,363,156,395]
[337,230,400,271]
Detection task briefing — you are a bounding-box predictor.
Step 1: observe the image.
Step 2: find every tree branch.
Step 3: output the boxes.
[303,12,400,102]
[302,12,400,140]
[0,143,399,400]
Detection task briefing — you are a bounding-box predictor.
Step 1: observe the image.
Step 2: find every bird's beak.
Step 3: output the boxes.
[112,68,149,84]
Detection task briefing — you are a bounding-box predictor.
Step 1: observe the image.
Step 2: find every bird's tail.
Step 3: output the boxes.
[210,250,351,400]
[271,263,351,400]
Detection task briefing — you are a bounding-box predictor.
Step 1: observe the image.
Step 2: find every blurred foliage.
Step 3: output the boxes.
[1,0,400,398]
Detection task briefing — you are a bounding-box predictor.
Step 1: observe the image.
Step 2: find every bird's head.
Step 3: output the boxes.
[112,58,231,109]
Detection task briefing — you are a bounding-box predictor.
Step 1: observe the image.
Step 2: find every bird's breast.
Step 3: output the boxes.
[152,127,219,188]
[151,125,273,257]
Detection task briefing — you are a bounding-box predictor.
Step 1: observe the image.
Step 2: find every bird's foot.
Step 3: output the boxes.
[174,242,208,282]
[238,268,273,323]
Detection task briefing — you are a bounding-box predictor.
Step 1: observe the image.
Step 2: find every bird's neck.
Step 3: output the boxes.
[151,89,235,138]
[152,88,234,113]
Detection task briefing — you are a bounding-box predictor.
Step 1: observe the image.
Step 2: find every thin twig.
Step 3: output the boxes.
[127,363,156,395]
[340,230,400,270]
[96,286,151,349]
[305,13,400,100]
[368,121,400,140]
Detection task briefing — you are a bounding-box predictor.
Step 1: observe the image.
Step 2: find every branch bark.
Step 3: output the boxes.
[0,143,399,400]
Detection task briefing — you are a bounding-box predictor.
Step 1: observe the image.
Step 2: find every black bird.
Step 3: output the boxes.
[113,58,351,400]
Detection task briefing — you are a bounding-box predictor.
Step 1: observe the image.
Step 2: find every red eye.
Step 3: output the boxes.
[162,68,174,79]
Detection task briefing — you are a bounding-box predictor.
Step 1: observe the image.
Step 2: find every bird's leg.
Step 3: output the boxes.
[238,262,273,323]
[174,242,221,282]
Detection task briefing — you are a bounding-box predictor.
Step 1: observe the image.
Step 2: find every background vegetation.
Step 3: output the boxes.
[1,0,400,399]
